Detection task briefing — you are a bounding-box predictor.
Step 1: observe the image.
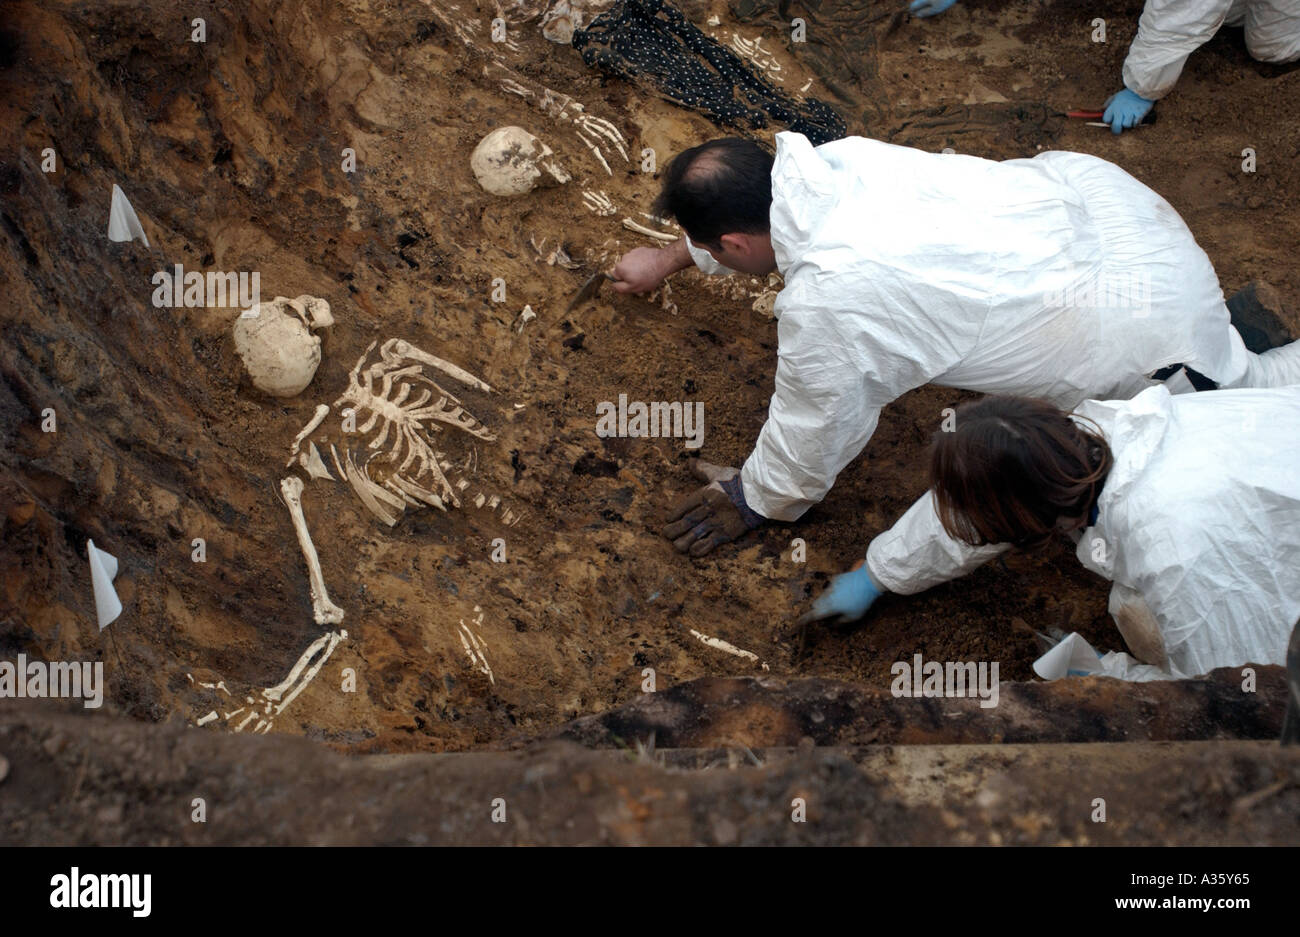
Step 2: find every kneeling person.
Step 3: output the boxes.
[804,386,1300,679]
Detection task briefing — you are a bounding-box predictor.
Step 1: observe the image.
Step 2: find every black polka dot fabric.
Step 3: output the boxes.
[572,0,846,145]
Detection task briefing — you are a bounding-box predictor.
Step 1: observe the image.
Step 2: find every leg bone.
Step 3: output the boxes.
[280,476,345,624]
[262,629,348,715]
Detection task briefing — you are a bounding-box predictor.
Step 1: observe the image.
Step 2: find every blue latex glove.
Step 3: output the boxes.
[1102,88,1154,135]
[910,0,958,17]
[799,563,884,625]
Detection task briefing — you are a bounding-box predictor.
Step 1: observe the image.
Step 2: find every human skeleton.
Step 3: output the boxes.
[190,339,517,731]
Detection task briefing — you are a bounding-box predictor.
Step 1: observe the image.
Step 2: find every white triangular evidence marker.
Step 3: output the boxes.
[107,184,150,247]
[1032,632,1101,681]
[87,539,123,631]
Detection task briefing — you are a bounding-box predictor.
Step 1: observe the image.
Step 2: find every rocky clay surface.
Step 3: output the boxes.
[1,0,1297,843]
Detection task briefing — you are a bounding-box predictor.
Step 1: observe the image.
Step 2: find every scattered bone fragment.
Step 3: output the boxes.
[752,290,778,318]
[458,608,495,685]
[729,34,782,79]
[650,280,678,316]
[689,628,769,671]
[622,218,677,242]
[530,236,581,269]
[517,304,537,333]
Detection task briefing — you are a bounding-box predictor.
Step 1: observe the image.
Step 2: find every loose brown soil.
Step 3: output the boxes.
[1,0,1296,763]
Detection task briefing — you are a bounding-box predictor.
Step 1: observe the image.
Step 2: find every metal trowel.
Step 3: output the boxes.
[565,270,621,313]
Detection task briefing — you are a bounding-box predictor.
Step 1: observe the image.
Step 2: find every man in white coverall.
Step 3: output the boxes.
[805,385,1300,681]
[613,132,1300,557]
[909,0,1300,134]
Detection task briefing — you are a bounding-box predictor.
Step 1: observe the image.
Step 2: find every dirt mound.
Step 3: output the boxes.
[548,668,1290,748]
[5,701,1299,845]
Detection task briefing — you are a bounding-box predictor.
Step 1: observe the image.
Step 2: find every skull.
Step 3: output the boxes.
[233,295,334,398]
[540,0,579,42]
[500,0,614,40]
[470,126,570,197]
[540,0,614,43]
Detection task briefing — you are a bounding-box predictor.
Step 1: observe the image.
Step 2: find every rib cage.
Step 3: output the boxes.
[287,339,524,528]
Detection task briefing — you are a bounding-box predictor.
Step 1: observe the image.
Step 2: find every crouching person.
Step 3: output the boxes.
[803,385,1300,679]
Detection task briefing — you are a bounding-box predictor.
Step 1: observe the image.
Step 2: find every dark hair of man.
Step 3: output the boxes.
[929,396,1114,549]
[651,137,774,247]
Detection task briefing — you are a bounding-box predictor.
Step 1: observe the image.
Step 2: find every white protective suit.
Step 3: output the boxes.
[1122,0,1300,101]
[875,385,1300,679]
[684,131,1300,523]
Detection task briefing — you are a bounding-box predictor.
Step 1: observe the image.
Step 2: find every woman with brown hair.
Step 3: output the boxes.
[803,385,1300,679]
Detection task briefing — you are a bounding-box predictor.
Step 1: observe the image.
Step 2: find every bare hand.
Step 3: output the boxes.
[611,247,671,294]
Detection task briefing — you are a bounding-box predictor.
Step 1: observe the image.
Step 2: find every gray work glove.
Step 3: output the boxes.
[663,460,765,557]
